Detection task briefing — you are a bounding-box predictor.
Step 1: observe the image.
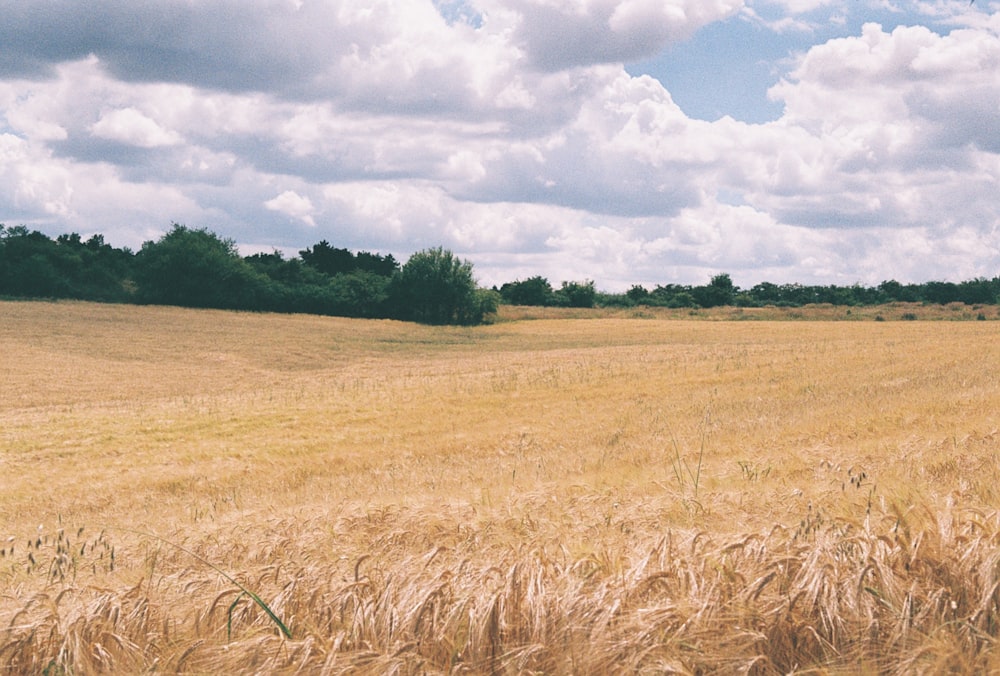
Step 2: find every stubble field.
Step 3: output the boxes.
[1,300,999,674]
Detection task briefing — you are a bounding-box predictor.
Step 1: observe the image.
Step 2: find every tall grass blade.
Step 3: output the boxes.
[113,527,293,639]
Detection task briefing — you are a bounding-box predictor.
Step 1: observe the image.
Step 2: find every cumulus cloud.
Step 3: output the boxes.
[483,0,743,70]
[265,190,316,227]
[752,21,1000,233]
[446,69,743,218]
[0,133,74,219]
[90,107,182,148]
[0,0,335,92]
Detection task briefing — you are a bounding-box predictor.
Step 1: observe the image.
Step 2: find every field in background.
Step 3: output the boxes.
[501,300,1000,322]
[2,300,999,673]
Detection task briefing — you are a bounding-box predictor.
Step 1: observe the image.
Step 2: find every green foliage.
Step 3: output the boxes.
[499,277,596,308]
[620,274,1000,310]
[690,274,735,308]
[389,247,486,325]
[300,240,354,276]
[555,280,597,308]
[133,224,268,309]
[3,222,1000,322]
[244,250,390,317]
[328,270,391,318]
[499,276,555,306]
[595,291,635,307]
[0,225,132,301]
[637,285,697,308]
[300,240,398,277]
[877,279,920,303]
[667,291,697,308]
[474,287,502,322]
[626,284,649,303]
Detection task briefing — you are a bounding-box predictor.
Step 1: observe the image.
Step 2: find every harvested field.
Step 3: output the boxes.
[1,300,999,673]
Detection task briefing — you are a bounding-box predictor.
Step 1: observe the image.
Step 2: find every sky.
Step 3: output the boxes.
[1,0,998,291]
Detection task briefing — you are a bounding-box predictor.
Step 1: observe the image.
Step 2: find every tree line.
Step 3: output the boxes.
[1,223,998,325]
[0,224,497,325]
[507,272,1000,310]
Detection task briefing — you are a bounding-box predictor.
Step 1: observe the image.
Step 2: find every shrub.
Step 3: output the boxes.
[389,247,488,325]
[555,280,597,308]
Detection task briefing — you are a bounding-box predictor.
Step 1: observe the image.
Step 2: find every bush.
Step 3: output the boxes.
[668,292,697,309]
[389,247,489,325]
[474,288,501,322]
[555,280,597,308]
[327,270,390,318]
[499,276,554,306]
[626,284,649,303]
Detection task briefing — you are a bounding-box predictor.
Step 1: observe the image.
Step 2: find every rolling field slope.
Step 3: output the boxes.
[2,301,999,673]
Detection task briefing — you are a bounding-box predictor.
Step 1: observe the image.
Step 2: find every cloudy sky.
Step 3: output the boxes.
[1,0,998,290]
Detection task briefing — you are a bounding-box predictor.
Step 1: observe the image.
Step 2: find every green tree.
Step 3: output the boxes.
[626,284,649,304]
[499,276,554,306]
[0,227,66,297]
[749,281,781,305]
[133,224,267,309]
[691,273,736,308]
[389,247,487,324]
[55,232,134,300]
[355,250,399,277]
[299,240,355,276]
[555,280,597,308]
[957,278,997,305]
[328,270,391,318]
[0,226,135,301]
[922,280,960,305]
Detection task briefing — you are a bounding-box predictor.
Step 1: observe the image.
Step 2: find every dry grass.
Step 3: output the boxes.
[1,300,999,673]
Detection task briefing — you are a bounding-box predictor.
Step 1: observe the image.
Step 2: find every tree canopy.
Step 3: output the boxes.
[133,225,266,309]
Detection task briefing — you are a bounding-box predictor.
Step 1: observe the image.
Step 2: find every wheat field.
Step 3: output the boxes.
[1,300,999,674]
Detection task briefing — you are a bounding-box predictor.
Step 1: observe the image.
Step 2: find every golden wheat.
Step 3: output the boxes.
[1,300,998,673]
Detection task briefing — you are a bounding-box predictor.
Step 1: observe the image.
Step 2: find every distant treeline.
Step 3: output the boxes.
[0,224,497,325]
[500,273,1000,309]
[1,224,999,324]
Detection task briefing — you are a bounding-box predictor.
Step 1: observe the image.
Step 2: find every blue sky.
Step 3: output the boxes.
[0,0,997,290]
[629,16,788,123]
[632,3,969,123]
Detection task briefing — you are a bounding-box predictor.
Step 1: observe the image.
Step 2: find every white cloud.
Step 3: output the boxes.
[0,133,74,218]
[758,0,838,14]
[264,190,317,227]
[90,107,182,148]
[740,6,816,33]
[753,21,1000,233]
[483,0,744,70]
[448,68,722,216]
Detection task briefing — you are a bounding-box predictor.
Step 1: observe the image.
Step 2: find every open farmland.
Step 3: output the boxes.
[2,301,1000,674]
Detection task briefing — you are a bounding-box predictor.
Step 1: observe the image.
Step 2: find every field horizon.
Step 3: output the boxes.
[2,299,999,673]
